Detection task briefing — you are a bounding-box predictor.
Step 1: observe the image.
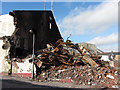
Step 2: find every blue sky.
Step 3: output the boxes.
[1,1,119,52]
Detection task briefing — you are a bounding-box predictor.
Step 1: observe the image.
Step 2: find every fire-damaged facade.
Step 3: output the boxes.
[9,10,62,59]
[0,10,119,88]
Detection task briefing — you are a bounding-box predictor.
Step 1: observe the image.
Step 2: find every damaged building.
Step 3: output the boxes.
[0,10,62,74]
[0,10,119,88]
[9,10,62,59]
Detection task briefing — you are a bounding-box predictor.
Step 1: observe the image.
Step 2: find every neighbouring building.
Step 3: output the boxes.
[0,14,33,74]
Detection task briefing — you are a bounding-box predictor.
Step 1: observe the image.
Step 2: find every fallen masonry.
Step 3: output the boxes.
[0,10,119,88]
[37,65,118,88]
[10,39,119,88]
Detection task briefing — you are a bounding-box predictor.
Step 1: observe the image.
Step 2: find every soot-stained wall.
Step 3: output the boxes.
[9,10,62,58]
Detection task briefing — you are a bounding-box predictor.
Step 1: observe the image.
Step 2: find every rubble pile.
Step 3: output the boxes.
[35,39,102,67]
[33,39,119,88]
[37,65,118,88]
[8,39,119,88]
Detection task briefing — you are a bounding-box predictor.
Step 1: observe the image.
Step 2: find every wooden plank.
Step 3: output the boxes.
[82,54,98,67]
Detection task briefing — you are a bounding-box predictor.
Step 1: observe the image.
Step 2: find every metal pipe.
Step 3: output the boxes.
[10,60,12,75]
[32,33,35,79]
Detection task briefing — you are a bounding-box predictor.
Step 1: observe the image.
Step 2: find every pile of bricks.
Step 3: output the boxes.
[32,39,119,88]
[8,39,119,88]
[37,65,119,88]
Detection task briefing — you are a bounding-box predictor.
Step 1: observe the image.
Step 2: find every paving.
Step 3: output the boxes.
[0,75,90,89]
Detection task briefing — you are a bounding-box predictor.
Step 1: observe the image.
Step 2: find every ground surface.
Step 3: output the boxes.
[0,75,90,89]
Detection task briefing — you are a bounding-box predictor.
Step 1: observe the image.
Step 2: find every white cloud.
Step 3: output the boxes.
[88,33,118,45]
[88,33,118,52]
[59,2,118,37]
[99,45,118,52]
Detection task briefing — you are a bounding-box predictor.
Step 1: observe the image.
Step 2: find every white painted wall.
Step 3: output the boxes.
[0,14,34,74]
[16,58,35,73]
[0,14,15,37]
[101,55,110,61]
[0,40,11,73]
[0,14,15,73]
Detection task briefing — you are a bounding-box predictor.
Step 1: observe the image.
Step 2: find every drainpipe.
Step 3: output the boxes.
[32,33,35,79]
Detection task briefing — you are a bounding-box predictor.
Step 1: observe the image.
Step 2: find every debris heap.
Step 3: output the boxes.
[33,39,119,88]
[9,39,119,88]
[35,39,102,67]
[37,65,118,88]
